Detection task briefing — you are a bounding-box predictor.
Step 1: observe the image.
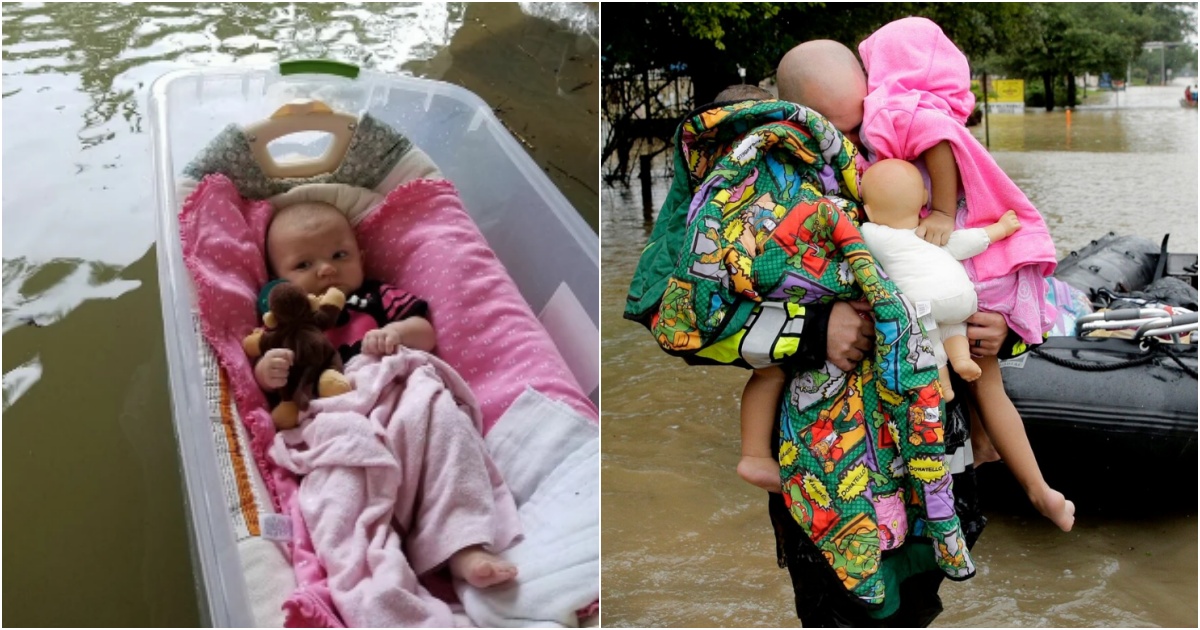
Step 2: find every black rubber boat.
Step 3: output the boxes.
[989,233,1197,501]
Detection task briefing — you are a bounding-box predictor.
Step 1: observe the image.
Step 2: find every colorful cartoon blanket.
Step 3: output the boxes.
[625,100,975,606]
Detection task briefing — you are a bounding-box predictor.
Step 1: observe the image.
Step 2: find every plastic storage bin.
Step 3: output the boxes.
[149,62,598,626]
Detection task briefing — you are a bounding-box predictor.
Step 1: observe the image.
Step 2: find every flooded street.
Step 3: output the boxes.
[2,3,597,626]
[601,86,1197,627]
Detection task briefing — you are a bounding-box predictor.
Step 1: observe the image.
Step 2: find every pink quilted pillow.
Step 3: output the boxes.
[357,178,596,430]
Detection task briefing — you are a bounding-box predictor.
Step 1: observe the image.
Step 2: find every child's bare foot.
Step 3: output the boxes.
[449,546,517,588]
[737,455,782,493]
[1030,486,1075,532]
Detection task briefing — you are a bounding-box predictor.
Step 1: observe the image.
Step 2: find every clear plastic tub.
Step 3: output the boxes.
[149,63,598,626]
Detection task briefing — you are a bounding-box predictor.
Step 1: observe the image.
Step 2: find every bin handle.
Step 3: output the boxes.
[243,100,357,178]
[279,59,360,79]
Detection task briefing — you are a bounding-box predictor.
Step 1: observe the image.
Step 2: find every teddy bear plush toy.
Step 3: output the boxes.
[242,281,353,429]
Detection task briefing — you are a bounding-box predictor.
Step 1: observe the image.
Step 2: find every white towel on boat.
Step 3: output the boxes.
[457,388,600,627]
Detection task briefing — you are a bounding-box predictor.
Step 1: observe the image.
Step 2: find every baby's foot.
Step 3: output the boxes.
[950,356,982,382]
[1031,486,1075,532]
[737,455,782,493]
[449,546,518,588]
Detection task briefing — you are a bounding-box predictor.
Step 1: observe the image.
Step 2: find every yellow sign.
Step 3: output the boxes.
[993,79,1025,103]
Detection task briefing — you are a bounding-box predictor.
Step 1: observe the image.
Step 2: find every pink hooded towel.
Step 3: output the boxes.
[858,16,1056,343]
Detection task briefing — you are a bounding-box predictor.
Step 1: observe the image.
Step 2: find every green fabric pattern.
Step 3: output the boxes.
[182,112,411,199]
[624,100,975,607]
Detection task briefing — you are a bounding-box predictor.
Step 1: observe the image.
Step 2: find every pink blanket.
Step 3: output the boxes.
[859,17,1056,342]
[269,350,522,628]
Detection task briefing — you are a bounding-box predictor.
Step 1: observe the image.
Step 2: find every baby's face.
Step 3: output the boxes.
[267,208,364,297]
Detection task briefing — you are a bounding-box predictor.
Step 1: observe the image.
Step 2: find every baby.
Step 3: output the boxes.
[254,199,520,586]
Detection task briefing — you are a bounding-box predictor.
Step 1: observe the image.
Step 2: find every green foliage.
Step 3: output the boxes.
[603,2,1197,114]
[678,3,781,51]
[605,2,1195,79]
[1132,42,1199,85]
[999,3,1196,79]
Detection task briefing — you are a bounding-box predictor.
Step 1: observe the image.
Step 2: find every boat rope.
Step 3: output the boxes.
[1028,344,1158,372]
[1028,341,1197,378]
[1145,341,1200,379]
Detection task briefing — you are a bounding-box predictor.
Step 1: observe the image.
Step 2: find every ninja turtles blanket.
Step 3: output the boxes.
[624,100,975,607]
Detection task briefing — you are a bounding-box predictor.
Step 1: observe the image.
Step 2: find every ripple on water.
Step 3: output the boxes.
[2,258,141,333]
[2,355,43,411]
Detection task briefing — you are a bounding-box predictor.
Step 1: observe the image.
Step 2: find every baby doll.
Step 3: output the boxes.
[859,159,1073,533]
[859,160,1019,399]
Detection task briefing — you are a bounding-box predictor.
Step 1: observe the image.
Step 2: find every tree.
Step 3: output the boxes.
[999,3,1196,109]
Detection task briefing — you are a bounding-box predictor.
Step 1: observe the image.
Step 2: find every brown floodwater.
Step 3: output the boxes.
[600,86,1197,627]
[2,2,597,626]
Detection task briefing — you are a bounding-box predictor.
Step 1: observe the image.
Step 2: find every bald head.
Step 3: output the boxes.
[777,40,867,146]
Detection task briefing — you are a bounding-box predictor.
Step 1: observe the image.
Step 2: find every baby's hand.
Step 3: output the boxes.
[362,327,403,356]
[917,211,955,246]
[255,348,294,390]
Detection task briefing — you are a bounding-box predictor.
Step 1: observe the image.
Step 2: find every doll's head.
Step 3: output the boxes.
[860,159,927,230]
[266,201,364,297]
[777,40,867,148]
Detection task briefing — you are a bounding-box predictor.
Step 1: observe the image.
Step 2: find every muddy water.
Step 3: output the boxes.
[2,3,597,626]
[601,86,1197,627]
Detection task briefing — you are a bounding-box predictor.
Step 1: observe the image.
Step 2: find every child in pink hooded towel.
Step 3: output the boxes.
[857,17,1074,532]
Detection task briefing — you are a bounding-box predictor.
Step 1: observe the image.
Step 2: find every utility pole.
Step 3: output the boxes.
[1143,42,1185,85]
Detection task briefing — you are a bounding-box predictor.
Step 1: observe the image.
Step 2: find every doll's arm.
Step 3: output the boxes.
[983,210,1021,244]
[917,141,959,247]
[943,211,1021,261]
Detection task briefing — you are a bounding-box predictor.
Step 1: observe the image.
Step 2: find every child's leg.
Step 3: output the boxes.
[738,367,785,493]
[966,402,1001,466]
[971,355,1075,531]
[937,365,955,402]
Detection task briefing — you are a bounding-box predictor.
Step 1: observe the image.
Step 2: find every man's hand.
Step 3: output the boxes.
[254,348,293,390]
[916,210,955,246]
[362,327,404,356]
[827,300,874,372]
[966,311,1008,358]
